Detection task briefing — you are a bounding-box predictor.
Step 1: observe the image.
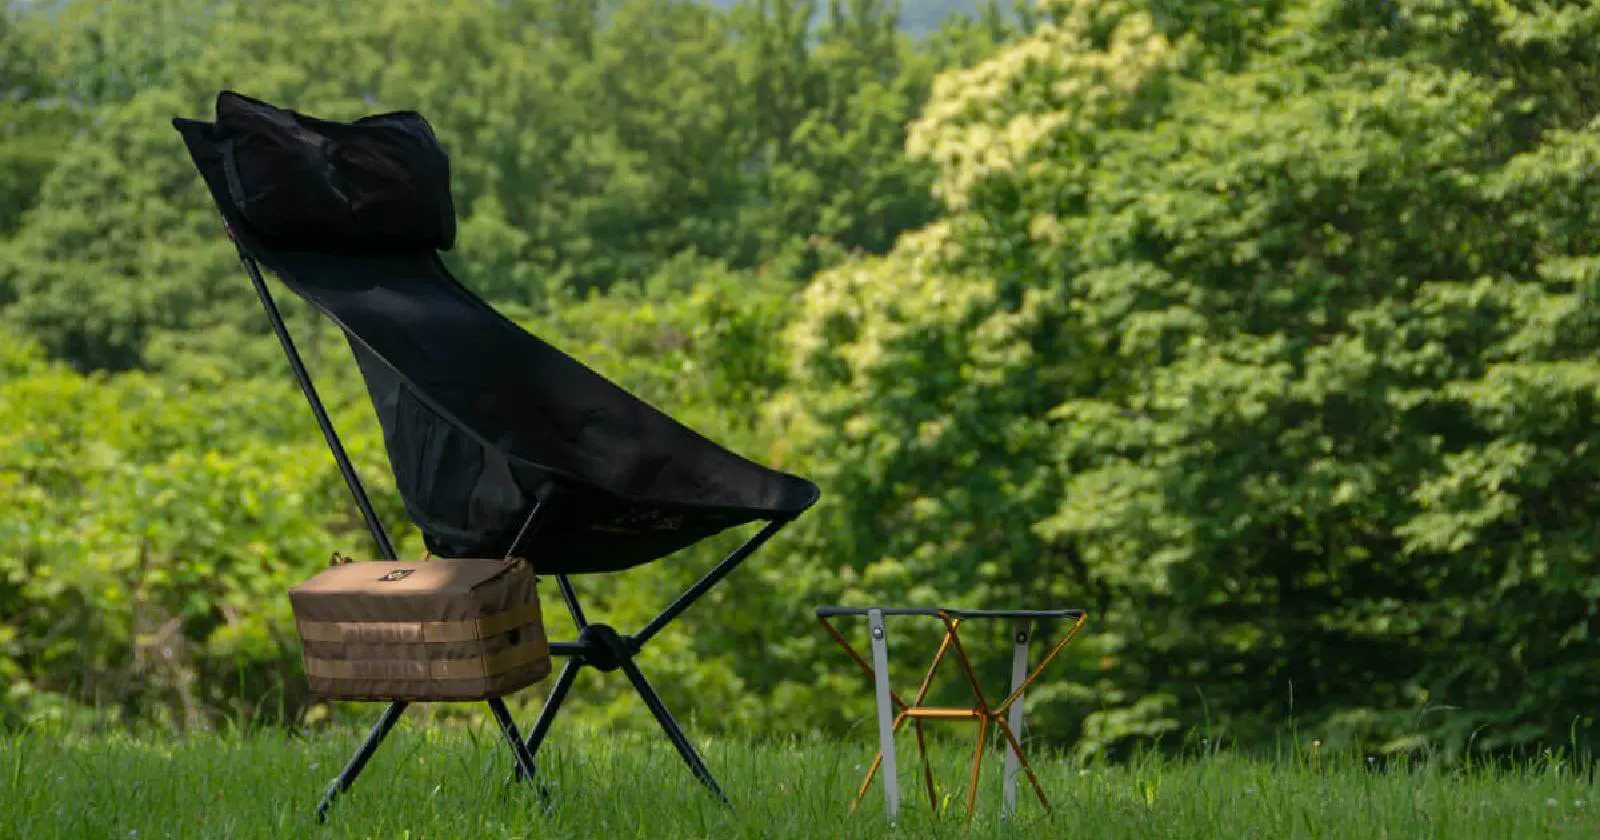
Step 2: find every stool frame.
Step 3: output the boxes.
[816,607,1087,822]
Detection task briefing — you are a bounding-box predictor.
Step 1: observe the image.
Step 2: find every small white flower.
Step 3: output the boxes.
[1575,800,1585,808]
[1547,798,1558,807]
[1244,786,1256,795]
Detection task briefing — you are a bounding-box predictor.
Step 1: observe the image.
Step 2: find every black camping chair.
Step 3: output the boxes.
[171,92,820,819]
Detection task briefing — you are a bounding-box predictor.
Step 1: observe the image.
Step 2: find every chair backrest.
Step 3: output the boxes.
[172,95,818,574]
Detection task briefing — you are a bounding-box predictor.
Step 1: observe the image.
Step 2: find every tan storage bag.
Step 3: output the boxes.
[289,555,551,701]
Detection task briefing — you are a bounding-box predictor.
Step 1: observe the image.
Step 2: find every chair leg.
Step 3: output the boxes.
[619,656,730,806]
[520,560,759,809]
[315,700,408,822]
[486,697,543,791]
[520,657,583,776]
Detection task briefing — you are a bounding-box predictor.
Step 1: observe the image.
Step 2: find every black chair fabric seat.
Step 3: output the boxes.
[174,96,816,574]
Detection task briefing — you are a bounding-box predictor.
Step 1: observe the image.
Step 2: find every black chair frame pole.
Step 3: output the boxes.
[238,242,793,816]
[238,246,542,821]
[519,515,793,805]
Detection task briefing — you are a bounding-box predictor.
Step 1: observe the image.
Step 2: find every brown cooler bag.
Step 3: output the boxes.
[288,555,551,701]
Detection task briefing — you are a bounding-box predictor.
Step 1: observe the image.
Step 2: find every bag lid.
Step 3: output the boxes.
[289,557,522,597]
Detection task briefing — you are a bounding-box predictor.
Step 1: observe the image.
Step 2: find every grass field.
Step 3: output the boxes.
[3,721,1595,839]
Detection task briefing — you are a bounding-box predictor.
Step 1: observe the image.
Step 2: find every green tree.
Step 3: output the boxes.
[777,0,1600,758]
[1,0,971,370]
[0,8,74,238]
[0,324,414,728]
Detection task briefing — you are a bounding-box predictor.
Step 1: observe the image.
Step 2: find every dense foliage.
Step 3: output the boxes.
[0,0,1014,731]
[780,0,1600,759]
[2,0,1596,763]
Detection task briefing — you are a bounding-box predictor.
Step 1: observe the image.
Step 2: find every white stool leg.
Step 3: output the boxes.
[868,608,900,823]
[1002,618,1029,818]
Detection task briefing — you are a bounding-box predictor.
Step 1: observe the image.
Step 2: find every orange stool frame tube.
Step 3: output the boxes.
[815,607,1087,822]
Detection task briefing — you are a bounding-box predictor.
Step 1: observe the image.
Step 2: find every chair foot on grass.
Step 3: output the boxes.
[620,657,731,808]
[315,700,408,823]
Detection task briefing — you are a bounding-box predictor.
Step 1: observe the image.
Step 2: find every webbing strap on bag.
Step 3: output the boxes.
[295,604,540,644]
[303,636,549,682]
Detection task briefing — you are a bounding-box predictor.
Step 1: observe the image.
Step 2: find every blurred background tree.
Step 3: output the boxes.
[1,0,1595,764]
